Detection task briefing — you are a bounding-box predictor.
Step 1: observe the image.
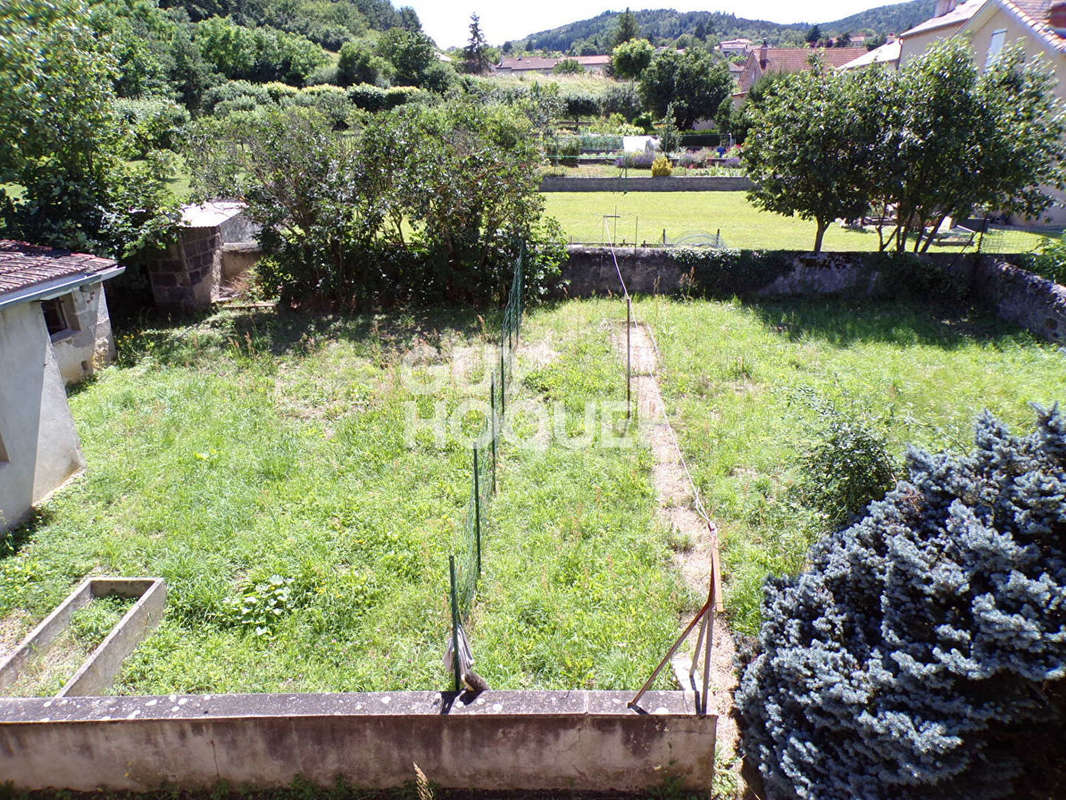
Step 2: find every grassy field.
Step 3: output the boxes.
[543,191,1051,252]
[0,306,686,694]
[637,296,1066,636]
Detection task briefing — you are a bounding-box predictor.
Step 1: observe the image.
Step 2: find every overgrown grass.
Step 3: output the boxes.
[543,191,1051,251]
[0,305,686,693]
[639,295,1066,636]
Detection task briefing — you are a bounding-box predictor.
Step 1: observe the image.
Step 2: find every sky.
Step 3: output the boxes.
[404,0,916,49]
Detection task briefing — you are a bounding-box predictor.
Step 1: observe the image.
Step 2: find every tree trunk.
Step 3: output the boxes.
[813,219,829,253]
[919,213,948,254]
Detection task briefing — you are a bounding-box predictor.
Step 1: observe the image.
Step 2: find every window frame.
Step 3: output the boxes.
[986,29,1007,68]
[41,294,79,342]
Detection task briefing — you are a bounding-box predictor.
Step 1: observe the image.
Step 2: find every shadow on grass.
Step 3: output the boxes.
[112,305,493,370]
[743,297,1029,350]
[0,508,53,561]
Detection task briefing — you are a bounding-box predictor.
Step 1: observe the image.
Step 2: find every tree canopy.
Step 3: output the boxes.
[610,38,654,80]
[638,48,733,129]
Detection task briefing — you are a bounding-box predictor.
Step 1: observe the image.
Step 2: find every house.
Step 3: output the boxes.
[718,38,753,55]
[493,55,612,75]
[0,241,123,531]
[735,44,865,99]
[898,0,985,64]
[840,38,902,69]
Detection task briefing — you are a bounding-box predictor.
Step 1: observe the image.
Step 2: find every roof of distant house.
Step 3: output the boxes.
[839,39,903,69]
[756,47,864,71]
[0,240,123,308]
[496,57,562,70]
[575,55,612,65]
[901,0,984,36]
[974,0,1066,52]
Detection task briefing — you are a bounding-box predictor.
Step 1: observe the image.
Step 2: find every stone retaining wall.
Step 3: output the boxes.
[540,176,754,192]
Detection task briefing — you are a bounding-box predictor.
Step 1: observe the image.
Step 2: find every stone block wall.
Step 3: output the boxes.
[147,226,222,310]
[974,258,1066,344]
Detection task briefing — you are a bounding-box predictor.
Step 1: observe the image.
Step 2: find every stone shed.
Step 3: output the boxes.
[147,202,260,310]
[0,241,124,531]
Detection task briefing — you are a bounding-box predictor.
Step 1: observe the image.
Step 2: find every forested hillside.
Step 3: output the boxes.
[507,0,936,54]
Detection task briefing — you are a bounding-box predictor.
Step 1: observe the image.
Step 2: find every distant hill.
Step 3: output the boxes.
[505,0,936,54]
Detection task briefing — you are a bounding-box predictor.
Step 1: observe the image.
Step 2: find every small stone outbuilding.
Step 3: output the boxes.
[0,241,123,531]
[146,202,260,310]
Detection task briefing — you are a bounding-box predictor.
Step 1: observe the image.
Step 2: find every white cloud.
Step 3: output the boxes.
[404,1,918,49]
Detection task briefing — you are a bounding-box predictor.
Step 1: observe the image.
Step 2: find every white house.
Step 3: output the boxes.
[0,241,123,531]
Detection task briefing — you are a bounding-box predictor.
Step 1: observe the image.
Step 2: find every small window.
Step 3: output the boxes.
[986,29,1006,67]
[41,296,77,341]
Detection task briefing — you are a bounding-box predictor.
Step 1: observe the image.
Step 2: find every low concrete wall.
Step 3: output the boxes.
[0,691,715,793]
[221,242,262,284]
[540,176,754,192]
[975,257,1066,344]
[51,284,117,386]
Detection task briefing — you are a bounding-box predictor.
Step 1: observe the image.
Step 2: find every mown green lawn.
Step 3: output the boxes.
[0,306,686,694]
[542,191,1050,252]
[638,295,1066,636]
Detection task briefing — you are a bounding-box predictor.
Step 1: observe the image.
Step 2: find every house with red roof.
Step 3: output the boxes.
[0,241,123,531]
[735,43,865,100]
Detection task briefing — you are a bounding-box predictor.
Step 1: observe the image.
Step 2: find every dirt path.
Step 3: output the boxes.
[612,320,740,763]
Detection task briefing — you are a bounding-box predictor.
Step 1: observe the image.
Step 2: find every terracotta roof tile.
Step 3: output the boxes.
[0,240,119,299]
[760,47,865,71]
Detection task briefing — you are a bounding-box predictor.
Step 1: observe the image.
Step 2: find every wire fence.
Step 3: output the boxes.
[446,244,525,693]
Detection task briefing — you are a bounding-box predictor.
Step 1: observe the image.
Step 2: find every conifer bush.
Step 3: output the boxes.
[738,405,1066,799]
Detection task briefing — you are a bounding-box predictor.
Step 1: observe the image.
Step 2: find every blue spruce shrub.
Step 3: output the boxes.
[737,405,1066,799]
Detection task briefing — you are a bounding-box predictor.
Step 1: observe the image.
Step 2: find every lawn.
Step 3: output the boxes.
[637,295,1066,636]
[543,191,1051,252]
[0,306,687,694]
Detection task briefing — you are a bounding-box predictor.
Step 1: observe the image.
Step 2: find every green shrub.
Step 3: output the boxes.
[114,98,190,156]
[201,80,272,114]
[651,154,672,177]
[1025,232,1066,285]
[562,91,599,118]
[347,83,388,111]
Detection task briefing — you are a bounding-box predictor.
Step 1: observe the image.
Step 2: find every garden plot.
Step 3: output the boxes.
[637,295,1066,636]
[0,307,687,694]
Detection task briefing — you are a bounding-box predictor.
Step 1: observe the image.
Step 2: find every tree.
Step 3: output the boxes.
[613,7,639,48]
[738,405,1066,799]
[397,5,421,31]
[638,48,734,129]
[462,13,490,74]
[742,65,872,251]
[0,0,175,255]
[552,58,583,74]
[337,39,387,86]
[805,24,821,44]
[611,38,654,80]
[376,27,436,86]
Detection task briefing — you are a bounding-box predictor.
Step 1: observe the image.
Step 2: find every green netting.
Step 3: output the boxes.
[452,244,525,624]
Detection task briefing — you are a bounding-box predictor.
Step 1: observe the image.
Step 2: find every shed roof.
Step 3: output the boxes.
[181,201,247,229]
[0,241,121,304]
[900,0,984,37]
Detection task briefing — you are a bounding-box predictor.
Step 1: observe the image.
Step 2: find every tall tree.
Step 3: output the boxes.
[610,37,654,80]
[463,13,490,74]
[805,24,821,44]
[613,7,639,48]
[638,48,733,129]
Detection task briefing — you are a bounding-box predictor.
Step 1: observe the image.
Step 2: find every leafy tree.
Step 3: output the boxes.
[714,96,733,137]
[462,13,491,74]
[658,103,680,153]
[0,0,176,255]
[611,38,654,80]
[552,58,583,75]
[638,48,734,129]
[865,31,887,50]
[194,16,327,85]
[613,7,639,48]
[805,24,821,44]
[742,64,872,251]
[738,405,1066,799]
[397,5,420,31]
[336,39,387,86]
[375,28,436,86]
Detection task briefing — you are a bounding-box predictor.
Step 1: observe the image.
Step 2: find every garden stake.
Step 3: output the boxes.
[626,296,632,419]
[449,556,461,694]
[473,447,481,576]
[500,346,506,417]
[490,376,497,495]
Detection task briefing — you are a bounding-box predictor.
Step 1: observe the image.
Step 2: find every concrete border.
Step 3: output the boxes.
[0,690,716,792]
[0,577,166,697]
[540,176,754,192]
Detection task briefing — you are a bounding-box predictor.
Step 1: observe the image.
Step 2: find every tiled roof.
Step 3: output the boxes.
[759,47,863,71]
[575,55,611,65]
[0,241,118,299]
[839,39,903,69]
[998,0,1066,50]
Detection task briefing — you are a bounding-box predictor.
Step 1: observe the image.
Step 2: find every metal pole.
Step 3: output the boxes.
[500,347,506,417]
[449,556,461,693]
[473,448,481,576]
[626,297,632,419]
[490,376,497,495]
